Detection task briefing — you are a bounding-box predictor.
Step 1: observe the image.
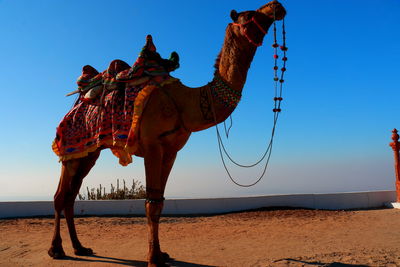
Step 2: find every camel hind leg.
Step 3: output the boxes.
[48,150,100,259]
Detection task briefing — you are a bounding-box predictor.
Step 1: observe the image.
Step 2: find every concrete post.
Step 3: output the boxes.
[389,129,400,203]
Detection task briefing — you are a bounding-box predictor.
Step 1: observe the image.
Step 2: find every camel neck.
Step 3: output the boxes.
[167,20,275,132]
[204,24,261,124]
[215,24,258,94]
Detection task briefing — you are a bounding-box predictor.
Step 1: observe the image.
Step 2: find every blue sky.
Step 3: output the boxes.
[0,0,399,200]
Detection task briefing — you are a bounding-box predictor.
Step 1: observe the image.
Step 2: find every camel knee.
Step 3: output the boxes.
[53,190,77,211]
[53,193,66,212]
[64,192,78,209]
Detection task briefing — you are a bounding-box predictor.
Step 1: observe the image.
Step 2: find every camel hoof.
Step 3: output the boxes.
[74,246,93,256]
[48,247,66,259]
[161,252,171,261]
[147,252,171,267]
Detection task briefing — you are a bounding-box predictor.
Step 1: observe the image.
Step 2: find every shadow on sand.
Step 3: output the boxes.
[59,254,216,267]
[275,258,369,267]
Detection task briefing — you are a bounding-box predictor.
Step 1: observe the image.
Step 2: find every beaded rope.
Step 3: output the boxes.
[272,16,287,114]
[210,74,242,109]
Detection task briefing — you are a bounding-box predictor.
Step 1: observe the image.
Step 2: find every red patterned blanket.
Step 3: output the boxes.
[52,35,179,166]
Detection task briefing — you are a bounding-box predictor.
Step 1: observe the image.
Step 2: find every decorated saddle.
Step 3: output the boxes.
[76,60,131,102]
[52,35,179,166]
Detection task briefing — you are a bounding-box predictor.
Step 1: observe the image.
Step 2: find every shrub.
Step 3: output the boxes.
[78,179,146,200]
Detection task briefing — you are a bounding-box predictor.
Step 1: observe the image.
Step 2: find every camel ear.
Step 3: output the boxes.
[230,10,239,21]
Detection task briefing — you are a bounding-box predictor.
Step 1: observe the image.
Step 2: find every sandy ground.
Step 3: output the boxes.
[0,208,399,267]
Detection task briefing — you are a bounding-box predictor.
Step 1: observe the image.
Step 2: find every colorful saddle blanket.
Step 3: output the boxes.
[52,35,179,166]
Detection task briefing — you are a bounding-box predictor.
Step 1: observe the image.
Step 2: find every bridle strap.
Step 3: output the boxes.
[231,16,267,47]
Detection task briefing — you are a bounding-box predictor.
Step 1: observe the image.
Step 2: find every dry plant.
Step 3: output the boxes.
[78,179,146,200]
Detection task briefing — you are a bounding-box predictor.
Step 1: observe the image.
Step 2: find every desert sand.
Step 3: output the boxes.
[1,208,399,267]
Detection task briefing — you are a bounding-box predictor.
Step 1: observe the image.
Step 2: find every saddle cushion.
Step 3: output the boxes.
[102,59,131,86]
[77,65,100,89]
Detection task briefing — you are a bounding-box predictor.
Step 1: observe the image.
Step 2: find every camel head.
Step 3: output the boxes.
[229,1,286,46]
[257,0,286,21]
[230,1,286,24]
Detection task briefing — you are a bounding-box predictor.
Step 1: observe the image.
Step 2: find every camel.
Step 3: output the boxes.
[48,1,286,266]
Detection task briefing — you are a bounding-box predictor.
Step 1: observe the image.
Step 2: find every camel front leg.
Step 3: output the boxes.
[49,206,64,258]
[145,198,166,267]
[144,143,169,267]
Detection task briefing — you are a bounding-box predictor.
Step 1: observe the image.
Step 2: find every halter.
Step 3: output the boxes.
[209,74,241,109]
[231,16,268,47]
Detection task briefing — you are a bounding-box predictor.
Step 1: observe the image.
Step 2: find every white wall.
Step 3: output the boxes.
[0,191,396,219]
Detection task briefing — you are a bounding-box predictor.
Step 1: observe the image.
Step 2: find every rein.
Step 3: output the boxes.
[211,13,287,187]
